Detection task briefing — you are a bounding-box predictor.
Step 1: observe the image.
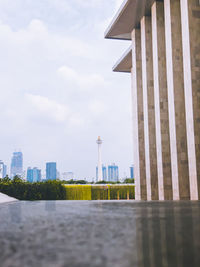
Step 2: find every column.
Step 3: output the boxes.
[180,0,200,200]
[131,29,147,200]
[152,1,173,200]
[164,0,190,200]
[141,16,158,200]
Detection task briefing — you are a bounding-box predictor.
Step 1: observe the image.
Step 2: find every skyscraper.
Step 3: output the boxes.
[108,163,119,182]
[3,165,7,178]
[10,152,23,178]
[0,161,7,178]
[27,167,41,183]
[0,161,4,179]
[130,165,134,179]
[46,162,57,181]
[96,165,107,182]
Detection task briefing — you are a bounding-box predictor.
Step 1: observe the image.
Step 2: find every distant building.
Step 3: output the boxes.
[46,162,57,180]
[130,165,134,179]
[0,161,4,178]
[10,152,23,178]
[96,165,107,181]
[27,167,41,183]
[0,161,7,178]
[108,163,119,182]
[62,172,74,181]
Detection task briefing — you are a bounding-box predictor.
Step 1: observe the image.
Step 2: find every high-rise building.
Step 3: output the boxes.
[3,165,7,178]
[46,162,57,180]
[105,0,200,201]
[0,161,7,178]
[10,152,23,178]
[0,161,4,178]
[108,163,119,182]
[130,165,134,179]
[96,165,107,181]
[27,167,41,183]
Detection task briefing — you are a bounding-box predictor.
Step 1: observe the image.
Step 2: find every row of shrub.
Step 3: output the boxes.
[0,177,66,200]
[0,177,135,200]
[64,185,135,200]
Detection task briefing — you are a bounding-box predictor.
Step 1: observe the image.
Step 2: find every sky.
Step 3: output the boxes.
[0,0,132,180]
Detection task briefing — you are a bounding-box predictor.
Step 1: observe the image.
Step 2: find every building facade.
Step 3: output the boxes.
[46,162,57,181]
[27,167,41,183]
[10,152,23,179]
[108,163,119,182]
[105,0,200,200]
[130,165,134,179]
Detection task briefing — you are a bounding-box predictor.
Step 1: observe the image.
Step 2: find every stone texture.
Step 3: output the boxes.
[152,1,173,200]
[164,0,190,200]
[180,0,200,199]
[0,201,200,267]
[141,16,158,200]
[131,29,147,201]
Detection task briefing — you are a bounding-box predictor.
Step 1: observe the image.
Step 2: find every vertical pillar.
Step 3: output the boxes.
[164,0,190,200]
[141,16,158,200]
[180,0,200,200]
[131,29,147,200]
[152,1,173,200]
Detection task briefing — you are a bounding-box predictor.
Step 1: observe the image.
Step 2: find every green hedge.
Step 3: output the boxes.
[0,180,66,200]
[91,185,109,200]
[65,185,92,200]
[64,185,135,200]
[0,178,135,200]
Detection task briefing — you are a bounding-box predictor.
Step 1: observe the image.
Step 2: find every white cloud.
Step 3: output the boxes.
[26,94,70,122]
[57,66,106,90]
[89,100,107,115]
[0,0,132,179]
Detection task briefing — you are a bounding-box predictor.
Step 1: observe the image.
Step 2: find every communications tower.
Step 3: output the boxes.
[96,136,103,182]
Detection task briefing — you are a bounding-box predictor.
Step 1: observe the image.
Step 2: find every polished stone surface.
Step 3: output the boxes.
[0,201,200,267]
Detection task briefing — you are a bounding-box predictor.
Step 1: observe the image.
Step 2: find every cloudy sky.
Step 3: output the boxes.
[0,0,132,180]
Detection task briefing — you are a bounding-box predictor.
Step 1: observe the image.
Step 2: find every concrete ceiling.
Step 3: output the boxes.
[113,46,132,73]
[105,0,157,40]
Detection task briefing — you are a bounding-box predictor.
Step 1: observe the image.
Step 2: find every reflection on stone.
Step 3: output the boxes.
[9,203,21,224]
[0,201,200,266]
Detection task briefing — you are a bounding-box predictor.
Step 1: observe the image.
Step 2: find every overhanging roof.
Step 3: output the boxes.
[105,0,156,40]
[113,46,132,73]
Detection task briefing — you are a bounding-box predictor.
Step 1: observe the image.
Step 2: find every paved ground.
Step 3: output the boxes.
[0,200,200,267]
[0,193,17,204]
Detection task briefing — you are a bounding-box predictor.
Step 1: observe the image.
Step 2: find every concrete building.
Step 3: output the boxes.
[105,0,200,200]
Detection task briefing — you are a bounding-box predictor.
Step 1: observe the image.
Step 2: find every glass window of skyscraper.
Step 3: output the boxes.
[27,167,41,183]
[108,163,119,182]
[10,152,23,179]
[46,162,57,180]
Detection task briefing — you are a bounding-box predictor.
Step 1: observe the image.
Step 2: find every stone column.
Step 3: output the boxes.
[164,0,190,200]
[180,0,200,200]
[131,29,147,200]
[141,16,158,200]
[152,1,173,200]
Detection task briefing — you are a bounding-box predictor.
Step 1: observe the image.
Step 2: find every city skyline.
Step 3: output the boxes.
[0,0,132,180]
[0,149,133,181]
